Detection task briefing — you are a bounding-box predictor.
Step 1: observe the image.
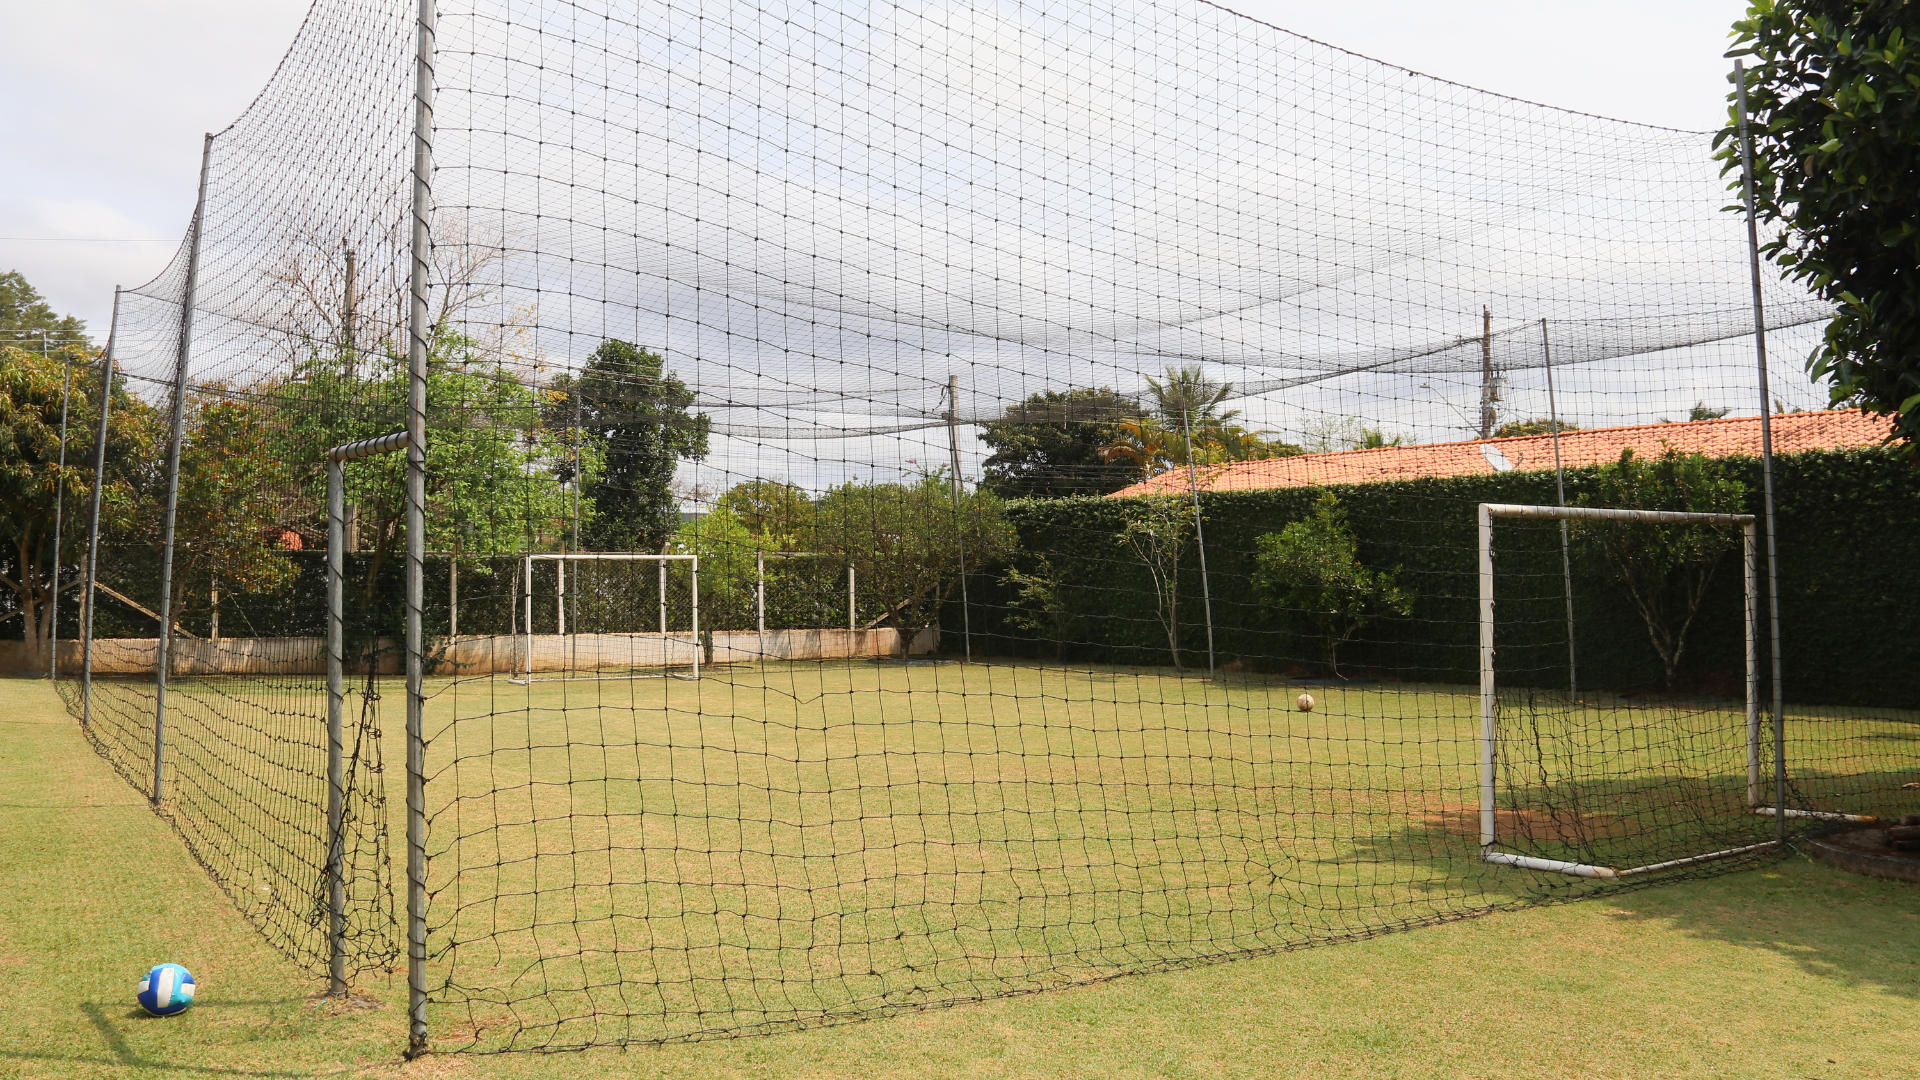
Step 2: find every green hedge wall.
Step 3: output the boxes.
[970,447,1918,709]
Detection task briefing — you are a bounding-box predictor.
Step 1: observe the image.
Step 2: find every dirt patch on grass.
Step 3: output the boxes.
[1419,803,1636,843]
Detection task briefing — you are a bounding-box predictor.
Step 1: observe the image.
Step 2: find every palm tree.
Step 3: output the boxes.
[1145,364,1238,429]
[1098,416,1177,479]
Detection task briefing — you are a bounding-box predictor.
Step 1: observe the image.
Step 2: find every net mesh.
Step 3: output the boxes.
[35,0,1917,1054]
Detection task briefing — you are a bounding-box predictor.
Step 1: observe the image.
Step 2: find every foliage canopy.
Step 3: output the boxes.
[1575,446,1748,687]
[1726,0,1920,451]
[1251,491,1410,677]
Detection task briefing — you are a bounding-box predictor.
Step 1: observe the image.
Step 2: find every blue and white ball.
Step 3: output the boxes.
[137,963,196,1016]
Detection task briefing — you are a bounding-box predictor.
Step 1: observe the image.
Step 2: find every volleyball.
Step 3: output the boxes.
[137,963,196,1016]
[1296,694,1316,712]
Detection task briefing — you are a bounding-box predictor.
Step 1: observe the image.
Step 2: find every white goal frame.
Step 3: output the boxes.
[1476,502,1781,879]
[512,552,700,684]
[752,551,857,634]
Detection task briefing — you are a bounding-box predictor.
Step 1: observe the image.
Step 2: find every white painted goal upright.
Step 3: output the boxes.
[513,553,700,683]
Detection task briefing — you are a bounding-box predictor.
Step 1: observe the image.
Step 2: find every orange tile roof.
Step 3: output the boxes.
[1110,410,1894,497]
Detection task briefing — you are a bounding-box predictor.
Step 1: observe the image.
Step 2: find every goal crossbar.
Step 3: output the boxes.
[514,552,700,684]
[1477,503,1778,878]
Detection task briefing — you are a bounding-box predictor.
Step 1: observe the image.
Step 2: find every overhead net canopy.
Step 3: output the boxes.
[111,0,1830,445]
[72,0,1917,1058]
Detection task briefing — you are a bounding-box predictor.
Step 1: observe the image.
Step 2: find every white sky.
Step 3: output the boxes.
[0,0,1751,335]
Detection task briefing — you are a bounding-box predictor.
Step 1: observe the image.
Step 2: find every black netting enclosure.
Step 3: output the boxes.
[26,0,1917,1057]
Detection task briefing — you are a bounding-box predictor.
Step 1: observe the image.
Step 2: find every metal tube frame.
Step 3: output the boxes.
[1478,503,1773,876]
[514,553,701,684]
[80,289,121,727]
[152,132,215,808]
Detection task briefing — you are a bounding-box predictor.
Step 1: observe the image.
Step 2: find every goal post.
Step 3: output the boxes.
[1477,502,1783,879]
[513,553,701,683]
[751,552,856,634]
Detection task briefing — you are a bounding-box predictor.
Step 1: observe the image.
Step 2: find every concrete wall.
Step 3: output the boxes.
[6,627,940,678]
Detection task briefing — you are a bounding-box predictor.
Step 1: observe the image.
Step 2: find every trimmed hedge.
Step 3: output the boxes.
[970,447,1919,709]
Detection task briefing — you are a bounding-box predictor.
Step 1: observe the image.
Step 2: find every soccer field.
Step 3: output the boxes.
[83,659,1911,1051]
[9,674,1919,1079]
[334,660,1849,1049]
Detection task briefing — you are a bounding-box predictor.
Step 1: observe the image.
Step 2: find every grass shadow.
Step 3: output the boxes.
[0,1001,324,1078]
[1596,854,1920,1001]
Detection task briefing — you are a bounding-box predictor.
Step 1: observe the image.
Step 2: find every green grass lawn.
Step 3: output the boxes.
[5,672,1916,1077]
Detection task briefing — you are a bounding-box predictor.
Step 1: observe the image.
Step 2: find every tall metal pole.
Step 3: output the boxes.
[403,0,437,1055]
[1177,408,1217,677]
[1540,319,1576,698]
[49,342,74,680]
[81,289,122,727]
[326,455,348,997]
[153,132,215,807]
[1734,59,1788,842]
[944,374,972,661]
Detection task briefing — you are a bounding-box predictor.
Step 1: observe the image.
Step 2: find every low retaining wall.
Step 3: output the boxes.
[0,636,373,677]
[443,628,938,674]
[6,628,939,677]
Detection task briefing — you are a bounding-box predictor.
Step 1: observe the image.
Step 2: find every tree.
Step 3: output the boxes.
[978,388,1141,498]
[812,472,1014,633]
[1657,403,1731,424]
[1251,491,1410,677]
[1000,553,1074,661]
[715,479,813,543]
[169,392,302,633]
[1493,417,1580,438]
[1302,416,1408,452]
[0,271,88,353]
[1575,446,1748,688]
[0,344,161,662]
[1086,366,1311,482]
[1146,364,1237,427]
[1115,494,1198,669]
[672,505,758,630]
[1099,416,1179,479]
[548,340,710,551]
[266,329,573,623]
[1725,2,1920,452]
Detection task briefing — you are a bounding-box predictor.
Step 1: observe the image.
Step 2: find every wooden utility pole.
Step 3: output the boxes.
[1478,306,1498,439]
